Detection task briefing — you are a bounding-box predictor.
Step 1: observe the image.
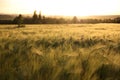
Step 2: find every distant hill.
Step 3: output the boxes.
[79,15,120,19]
[0,14,16,20]
[42,15,120,20]
[0,14,120,20]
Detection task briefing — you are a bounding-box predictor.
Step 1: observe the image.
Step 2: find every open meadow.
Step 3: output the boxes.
[0,24,120,80]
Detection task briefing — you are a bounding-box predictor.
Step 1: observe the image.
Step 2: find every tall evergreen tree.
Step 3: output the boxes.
[72,16,78,23]
[39,11,42,20]
[38,11,42,23]
[32,10,38,23]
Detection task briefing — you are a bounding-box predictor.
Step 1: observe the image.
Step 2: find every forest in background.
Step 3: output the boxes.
[0,11,120,24]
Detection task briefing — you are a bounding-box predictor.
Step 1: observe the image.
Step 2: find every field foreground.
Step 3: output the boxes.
[0,24,120,80]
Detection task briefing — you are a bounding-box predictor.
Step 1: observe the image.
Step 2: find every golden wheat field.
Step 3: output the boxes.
[0,24,120,80]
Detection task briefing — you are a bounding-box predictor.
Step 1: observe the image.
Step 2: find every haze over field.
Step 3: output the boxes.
[0,0,120,80]
[0,0,120,16]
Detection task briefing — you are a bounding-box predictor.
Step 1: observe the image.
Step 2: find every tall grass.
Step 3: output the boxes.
[0,24,120,80]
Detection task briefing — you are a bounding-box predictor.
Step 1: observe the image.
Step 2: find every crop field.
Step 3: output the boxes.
[0,24,120,80]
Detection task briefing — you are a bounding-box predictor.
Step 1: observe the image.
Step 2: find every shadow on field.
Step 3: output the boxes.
[91,64,120,80]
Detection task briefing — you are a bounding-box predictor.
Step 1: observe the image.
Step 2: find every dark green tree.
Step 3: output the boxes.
[114,17,120,23]
[72,16,78,23]
[38,11,42,23]
[39,11,42,20]
[13,14,24,27]
[32,10,38,23]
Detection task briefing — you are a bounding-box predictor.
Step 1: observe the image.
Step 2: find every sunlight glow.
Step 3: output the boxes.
[0,0,120,16]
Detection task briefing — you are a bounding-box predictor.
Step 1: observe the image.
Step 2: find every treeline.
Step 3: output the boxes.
[0,11,120,24]
[80,17,120,23]
[12,11,68,24]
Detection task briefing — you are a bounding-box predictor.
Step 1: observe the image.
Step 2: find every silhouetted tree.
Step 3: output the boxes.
[38,11,42,23]
[39,11,42,20]
[114,17,120,23]
[72,16,78,23]
[32,10,38,23]
[42,16,46,24]
[13,14,24,27]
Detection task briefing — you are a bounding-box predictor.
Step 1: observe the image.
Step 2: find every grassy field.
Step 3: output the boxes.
[0,24,120,80]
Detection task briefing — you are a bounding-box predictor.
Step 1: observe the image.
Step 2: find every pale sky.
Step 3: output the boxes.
[0,0,120,16]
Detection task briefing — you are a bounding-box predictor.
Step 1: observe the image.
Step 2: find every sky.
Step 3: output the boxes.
[0,0,120,16]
